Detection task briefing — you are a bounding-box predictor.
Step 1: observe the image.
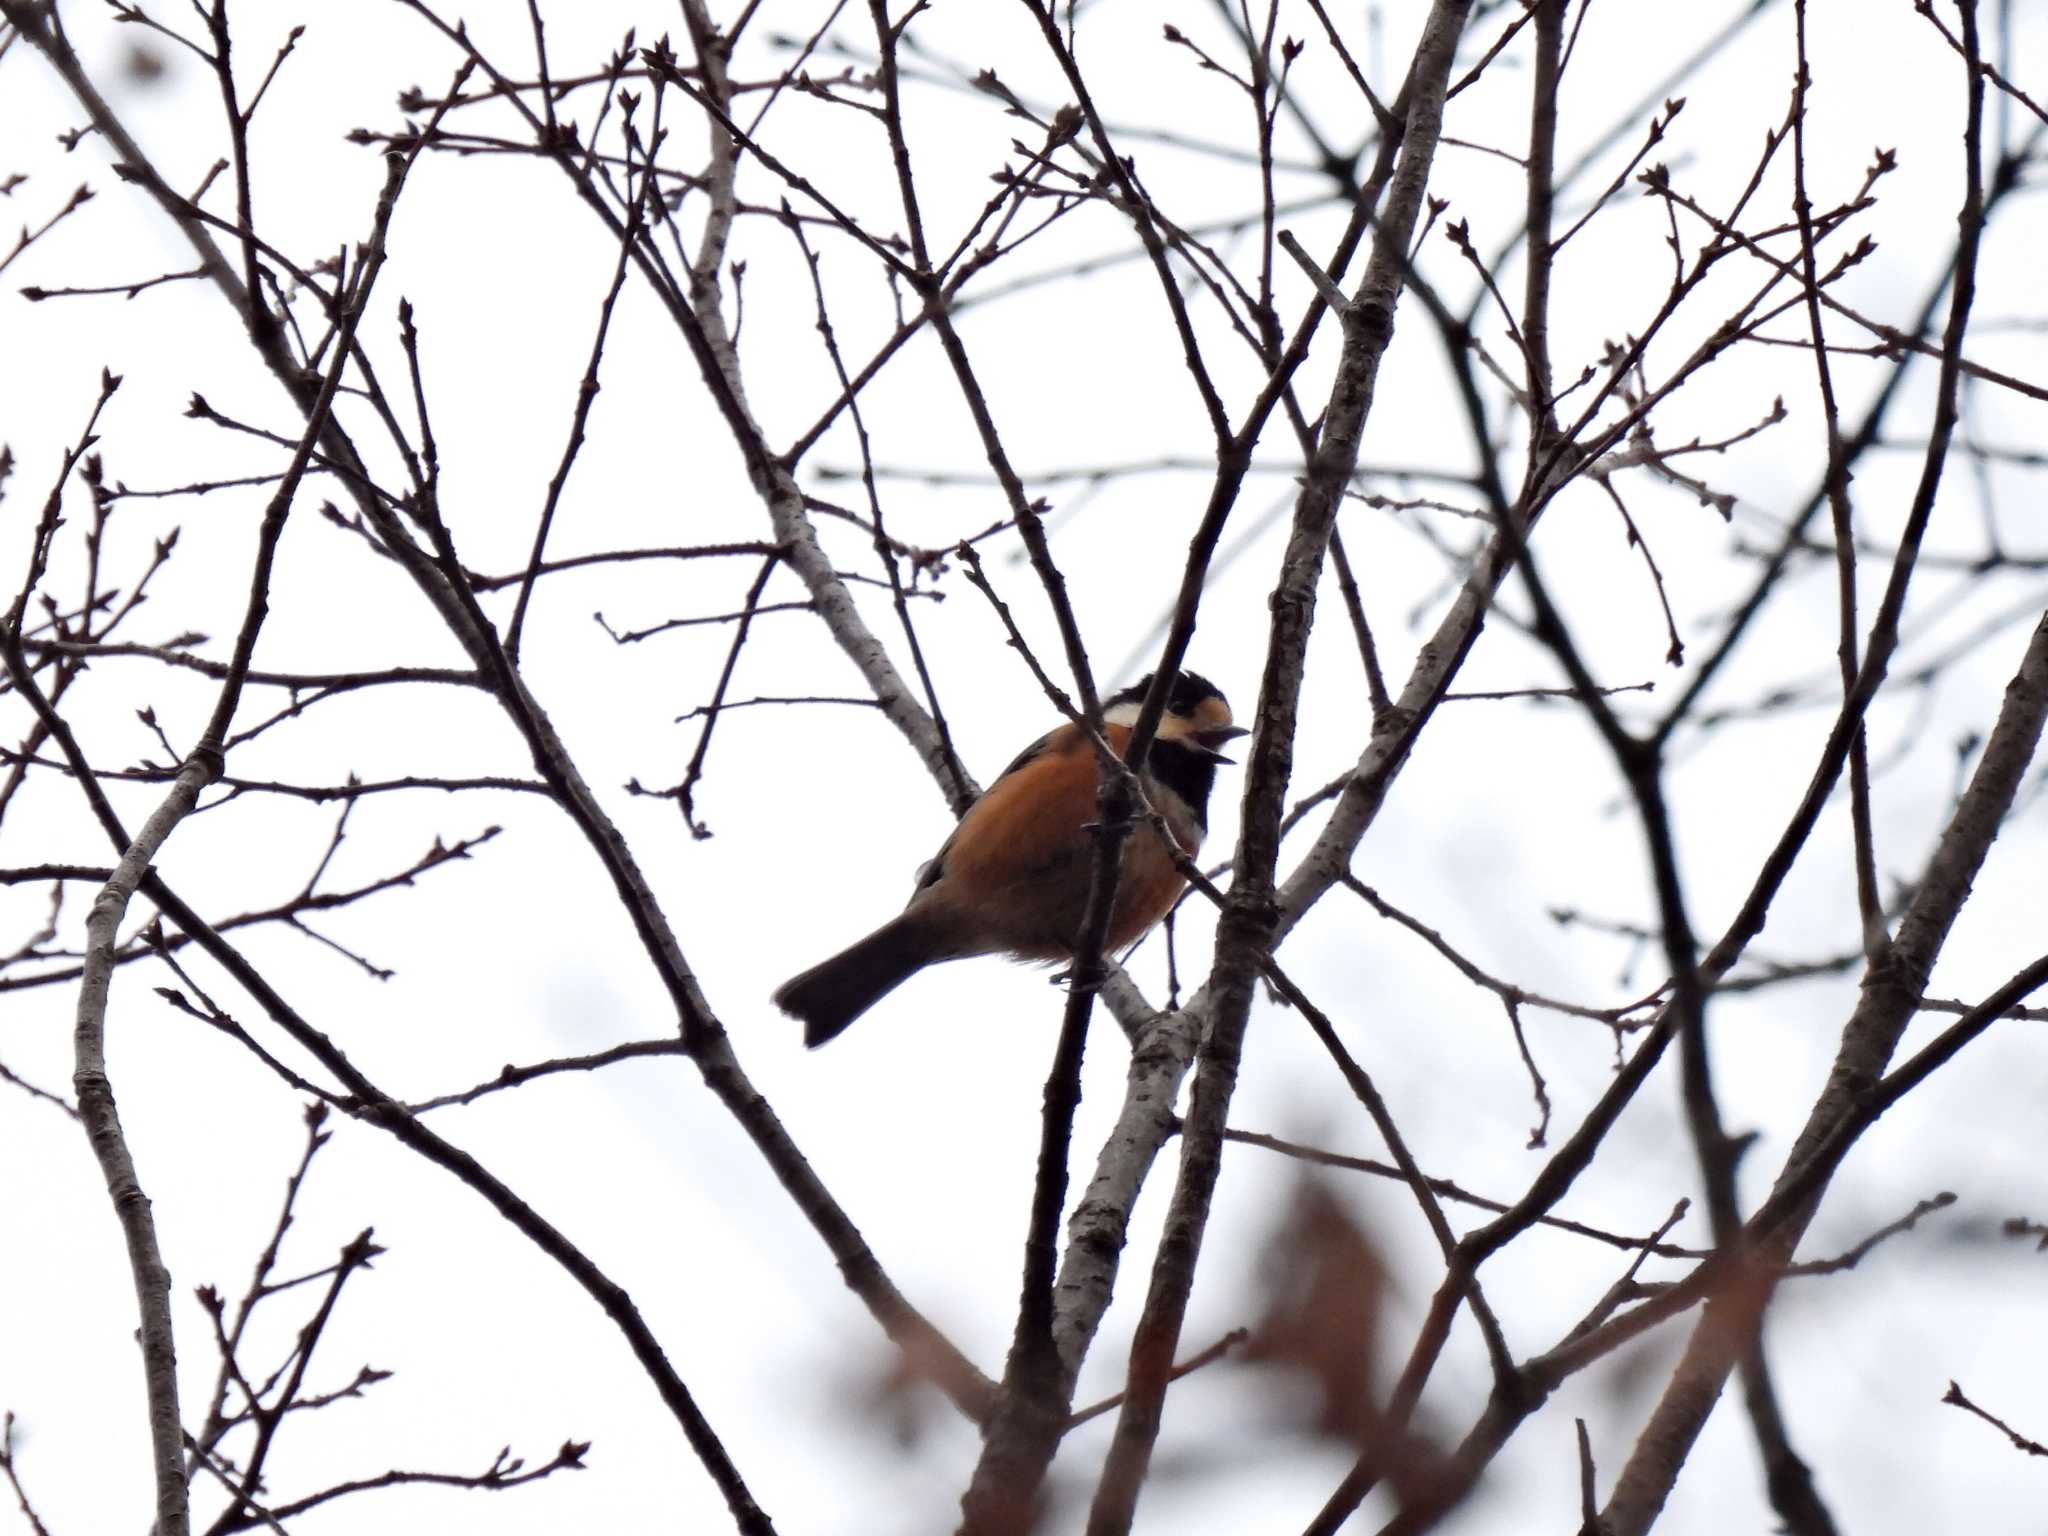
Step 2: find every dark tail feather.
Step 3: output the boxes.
[774,915,934,1047]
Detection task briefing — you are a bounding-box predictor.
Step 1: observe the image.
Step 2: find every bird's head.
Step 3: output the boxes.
[1105,670,1249,762]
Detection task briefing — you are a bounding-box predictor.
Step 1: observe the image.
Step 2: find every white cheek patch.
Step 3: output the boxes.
[1105,698,1199,741]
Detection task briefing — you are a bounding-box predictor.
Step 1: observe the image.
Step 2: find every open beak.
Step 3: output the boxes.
[1191,724,1250,763]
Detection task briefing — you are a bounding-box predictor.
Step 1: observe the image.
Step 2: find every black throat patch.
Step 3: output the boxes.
[1146,738,1220,827]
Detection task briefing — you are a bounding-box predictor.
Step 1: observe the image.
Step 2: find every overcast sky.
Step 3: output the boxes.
[4,2,2048,1533]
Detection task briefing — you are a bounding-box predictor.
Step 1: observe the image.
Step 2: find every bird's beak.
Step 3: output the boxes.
[1191,724,1250,763]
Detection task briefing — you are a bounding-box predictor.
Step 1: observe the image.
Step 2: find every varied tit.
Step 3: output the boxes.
[774,670,1248,1047]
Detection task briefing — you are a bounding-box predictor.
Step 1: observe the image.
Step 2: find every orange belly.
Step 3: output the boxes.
[926,729,1201,960]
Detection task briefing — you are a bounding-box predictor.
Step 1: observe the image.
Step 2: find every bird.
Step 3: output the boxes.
[773,670,1248,1047]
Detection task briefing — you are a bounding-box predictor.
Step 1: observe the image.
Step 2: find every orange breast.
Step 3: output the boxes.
[928,724,1201,960]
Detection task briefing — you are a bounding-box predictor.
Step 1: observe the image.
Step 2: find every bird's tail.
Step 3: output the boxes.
[773,914,945,1048]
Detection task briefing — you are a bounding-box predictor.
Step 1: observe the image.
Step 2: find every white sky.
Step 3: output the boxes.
[4,2,2048,1533]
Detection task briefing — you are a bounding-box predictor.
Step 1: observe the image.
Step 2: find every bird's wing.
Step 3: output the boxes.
[911,725,1065,892]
